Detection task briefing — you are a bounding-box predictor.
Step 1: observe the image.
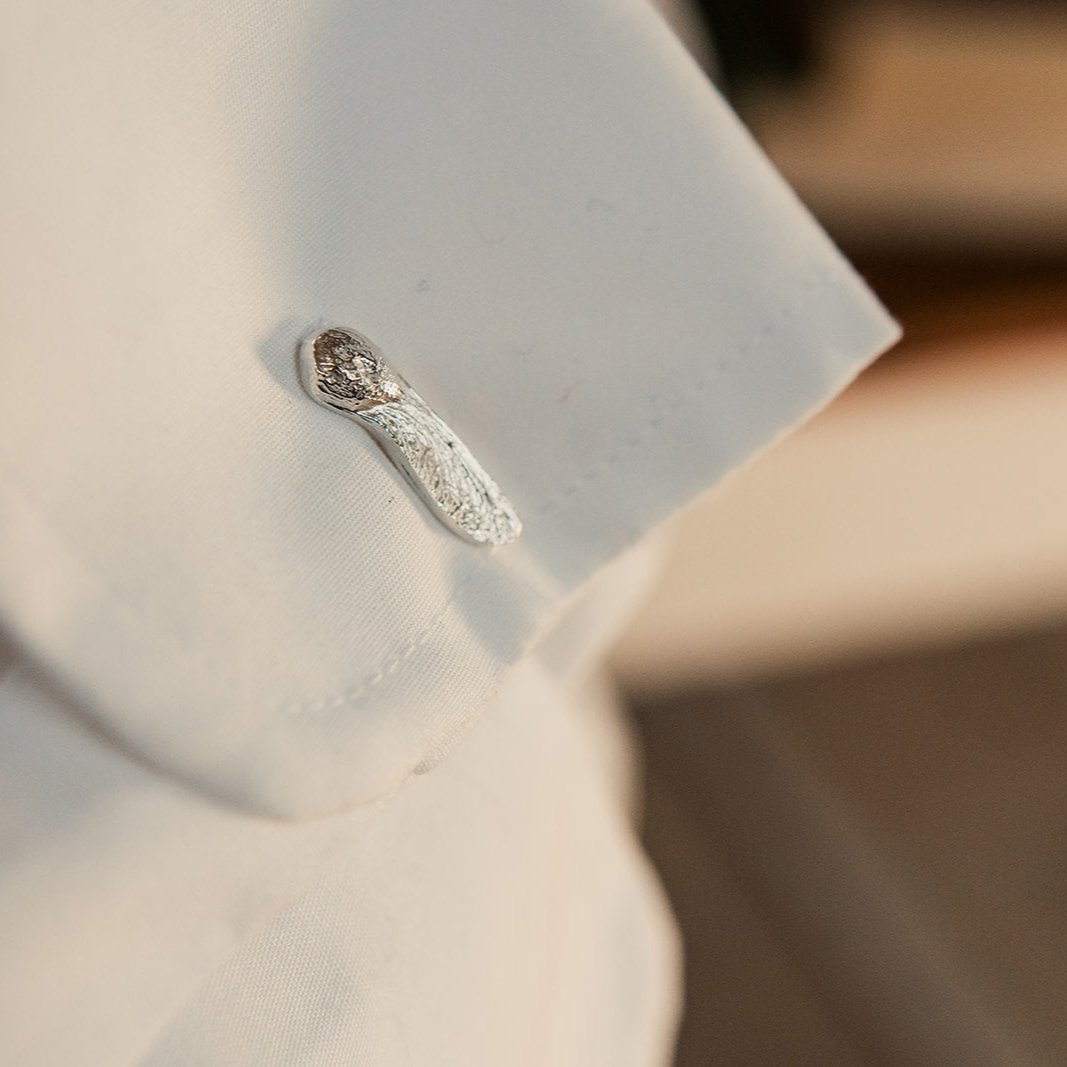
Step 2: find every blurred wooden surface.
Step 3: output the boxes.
[632,620,1067,1065]
[747,3,1067,253]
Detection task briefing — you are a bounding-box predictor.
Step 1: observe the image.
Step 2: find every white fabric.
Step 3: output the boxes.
[0,0,897,1062]
[0,638,680,1065]
[0,0,896,818]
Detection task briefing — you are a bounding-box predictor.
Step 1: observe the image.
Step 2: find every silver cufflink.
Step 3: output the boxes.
[298,326,522,546]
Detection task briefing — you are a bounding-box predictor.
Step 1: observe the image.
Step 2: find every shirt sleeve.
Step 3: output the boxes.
[0,0,899,818]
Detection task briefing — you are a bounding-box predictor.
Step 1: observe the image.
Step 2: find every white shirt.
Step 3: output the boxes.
[0,1,897,1062]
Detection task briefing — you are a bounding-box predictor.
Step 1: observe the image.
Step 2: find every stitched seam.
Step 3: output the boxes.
[282,309,801,716]
[2,300,810,720]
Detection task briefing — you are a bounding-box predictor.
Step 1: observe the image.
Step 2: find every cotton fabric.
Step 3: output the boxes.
[0,0,896,1062]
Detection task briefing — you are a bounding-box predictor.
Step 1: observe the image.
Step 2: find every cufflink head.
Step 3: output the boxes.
[307,328,402,411]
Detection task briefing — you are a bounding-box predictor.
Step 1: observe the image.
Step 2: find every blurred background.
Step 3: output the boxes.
[619,1,1067,1062]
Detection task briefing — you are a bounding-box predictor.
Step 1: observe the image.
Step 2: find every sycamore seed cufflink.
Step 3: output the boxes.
[298,326,522,546]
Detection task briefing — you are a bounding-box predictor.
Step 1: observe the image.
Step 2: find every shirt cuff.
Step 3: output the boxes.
[0,0,899,817]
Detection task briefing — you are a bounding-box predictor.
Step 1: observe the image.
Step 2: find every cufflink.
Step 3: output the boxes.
[298,326,522,546]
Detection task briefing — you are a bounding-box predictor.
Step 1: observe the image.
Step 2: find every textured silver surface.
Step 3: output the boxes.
[299,327,522,546]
